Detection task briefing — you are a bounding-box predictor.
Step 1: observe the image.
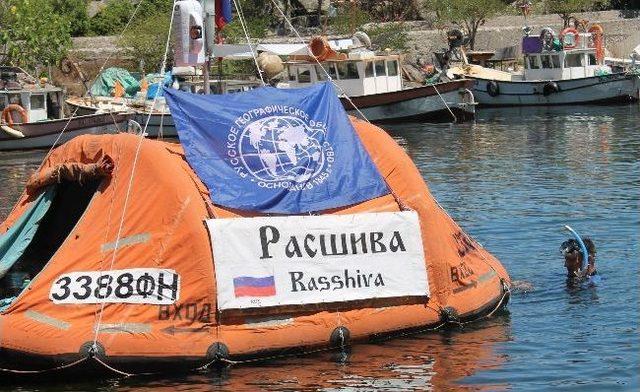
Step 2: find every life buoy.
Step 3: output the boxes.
[543,81,559,96]
[1,104,29,126]
[588,24,605,63]
[560,27,580,49]
[487,80,500,97]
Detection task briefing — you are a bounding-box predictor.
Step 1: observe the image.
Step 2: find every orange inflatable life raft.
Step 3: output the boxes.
[0,120,510,376]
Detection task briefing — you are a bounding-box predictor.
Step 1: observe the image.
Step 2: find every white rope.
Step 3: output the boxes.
[267,0,371,123]
[232,0,266,85]
[90,0,179,349]
[428,81,457,123]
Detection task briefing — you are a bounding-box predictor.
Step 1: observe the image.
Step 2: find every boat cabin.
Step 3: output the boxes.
[0,67,64,123]
[522,32,609,81]
[283,55,402,97]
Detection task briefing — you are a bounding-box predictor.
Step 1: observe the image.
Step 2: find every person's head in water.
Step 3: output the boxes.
[560,237,596,278]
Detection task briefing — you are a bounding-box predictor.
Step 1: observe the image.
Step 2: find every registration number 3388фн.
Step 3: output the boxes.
[49,268,181,305]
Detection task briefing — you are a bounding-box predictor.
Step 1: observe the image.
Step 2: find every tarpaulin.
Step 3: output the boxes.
[164,82,389,213]
[0,187,56,280]
[90,67,140,98]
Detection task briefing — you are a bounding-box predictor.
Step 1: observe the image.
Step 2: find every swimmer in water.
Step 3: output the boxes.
[560,237,597,281]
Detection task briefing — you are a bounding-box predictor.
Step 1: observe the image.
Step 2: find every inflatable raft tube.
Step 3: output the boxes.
[0,119,510,376]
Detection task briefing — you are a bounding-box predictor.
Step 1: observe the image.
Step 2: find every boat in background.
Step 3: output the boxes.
[0,66,132,151]
[279,36,476,123]
[447,25,640,106]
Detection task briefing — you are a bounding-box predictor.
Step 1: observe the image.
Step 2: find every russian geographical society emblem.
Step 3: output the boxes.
[226,105,334,190]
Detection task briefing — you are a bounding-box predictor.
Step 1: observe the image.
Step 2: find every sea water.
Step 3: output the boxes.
[0,104,638,391]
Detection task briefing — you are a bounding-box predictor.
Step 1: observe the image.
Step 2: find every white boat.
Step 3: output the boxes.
[280,39,476,123]
[447,26,640,106]
[0,67,132,151]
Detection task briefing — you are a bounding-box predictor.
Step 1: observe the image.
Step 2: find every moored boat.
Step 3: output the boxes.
[0,66,133,151]
[447,25,640,106]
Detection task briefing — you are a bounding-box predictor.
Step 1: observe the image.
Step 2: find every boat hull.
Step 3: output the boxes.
[469,73,640,106]
[342,80,476,123]
[0,113,134,151]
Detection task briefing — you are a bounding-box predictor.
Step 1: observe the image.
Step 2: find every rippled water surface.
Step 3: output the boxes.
[1,105,638,391]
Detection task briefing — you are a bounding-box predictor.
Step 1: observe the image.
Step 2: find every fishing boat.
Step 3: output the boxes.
[447,25,640,106]
[0,67,132,151]
[0,80,510,376]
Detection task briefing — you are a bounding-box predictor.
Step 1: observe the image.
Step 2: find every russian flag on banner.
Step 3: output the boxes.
[215,0,233,29]
[233,276,276,297]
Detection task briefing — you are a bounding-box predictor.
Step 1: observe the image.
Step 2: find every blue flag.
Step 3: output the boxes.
[164,82,389,213]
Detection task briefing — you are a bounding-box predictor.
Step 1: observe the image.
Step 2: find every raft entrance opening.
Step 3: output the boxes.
[0,179,101,310]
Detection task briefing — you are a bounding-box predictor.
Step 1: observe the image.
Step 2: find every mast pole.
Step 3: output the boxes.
[203,0,216,94]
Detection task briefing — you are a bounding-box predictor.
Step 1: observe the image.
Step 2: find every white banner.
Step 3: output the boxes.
[207,211,429,310]
[49,268,180,305]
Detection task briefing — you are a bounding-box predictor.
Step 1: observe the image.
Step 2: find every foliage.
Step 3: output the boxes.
[0,0,72,71]
[223,17,270,44]
[88,0,174,36]
[328,4,372,35]
[120,12,172,74]
[364,23,410,52]
[539,0,611,27]
[358,0,421,22]
[51,0,90,36]
[422,0,507,50]
[88,0,134,36]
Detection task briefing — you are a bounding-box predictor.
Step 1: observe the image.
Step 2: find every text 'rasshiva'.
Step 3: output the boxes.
[258,226,408,259]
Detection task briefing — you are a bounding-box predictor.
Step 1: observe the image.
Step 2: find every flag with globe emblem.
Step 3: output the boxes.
[164,82,389,213]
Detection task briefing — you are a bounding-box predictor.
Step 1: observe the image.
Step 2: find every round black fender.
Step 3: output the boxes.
[486,80,500,97]
[543,81,559,96]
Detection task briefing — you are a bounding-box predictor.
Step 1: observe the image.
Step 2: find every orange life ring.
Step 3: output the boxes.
[1,104,29,126]
[560,27,580,49]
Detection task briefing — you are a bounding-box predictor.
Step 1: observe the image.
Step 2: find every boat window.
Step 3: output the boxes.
[297,67,311,83]
[541,55,552,69]
[564,53,583,67]
[287,66,296,81]
[337,62,359,79]
[327,62,338,80]
[374,61,386,76]
[8,93,21,105]
[588,54,597,65]
[551,55,560,68]
[527,55,540,69]
[387,60,398,76]
[365,62,374,78]
[30,94,45,110]
[315,65,327,81]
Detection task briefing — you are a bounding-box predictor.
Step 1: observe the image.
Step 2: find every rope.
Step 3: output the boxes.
[89,0,179,351]
[231,0,266,86]
[427,82,457,123]
[0,357,87,374]
[267,0,371,123]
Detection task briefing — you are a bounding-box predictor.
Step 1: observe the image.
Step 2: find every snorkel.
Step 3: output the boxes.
[563,225,588,271]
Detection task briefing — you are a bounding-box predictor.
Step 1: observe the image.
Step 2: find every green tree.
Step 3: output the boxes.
[540,0,610,28]
[51,0,90,36]
[0,0,72,71]
[88,0,135,36]
[422,0,507,50]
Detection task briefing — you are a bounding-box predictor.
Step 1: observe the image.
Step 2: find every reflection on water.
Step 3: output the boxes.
[0,105,638,391]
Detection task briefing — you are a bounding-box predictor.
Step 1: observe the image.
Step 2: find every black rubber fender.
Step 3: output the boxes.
[543,81,559,96]
[487,80,500,97]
